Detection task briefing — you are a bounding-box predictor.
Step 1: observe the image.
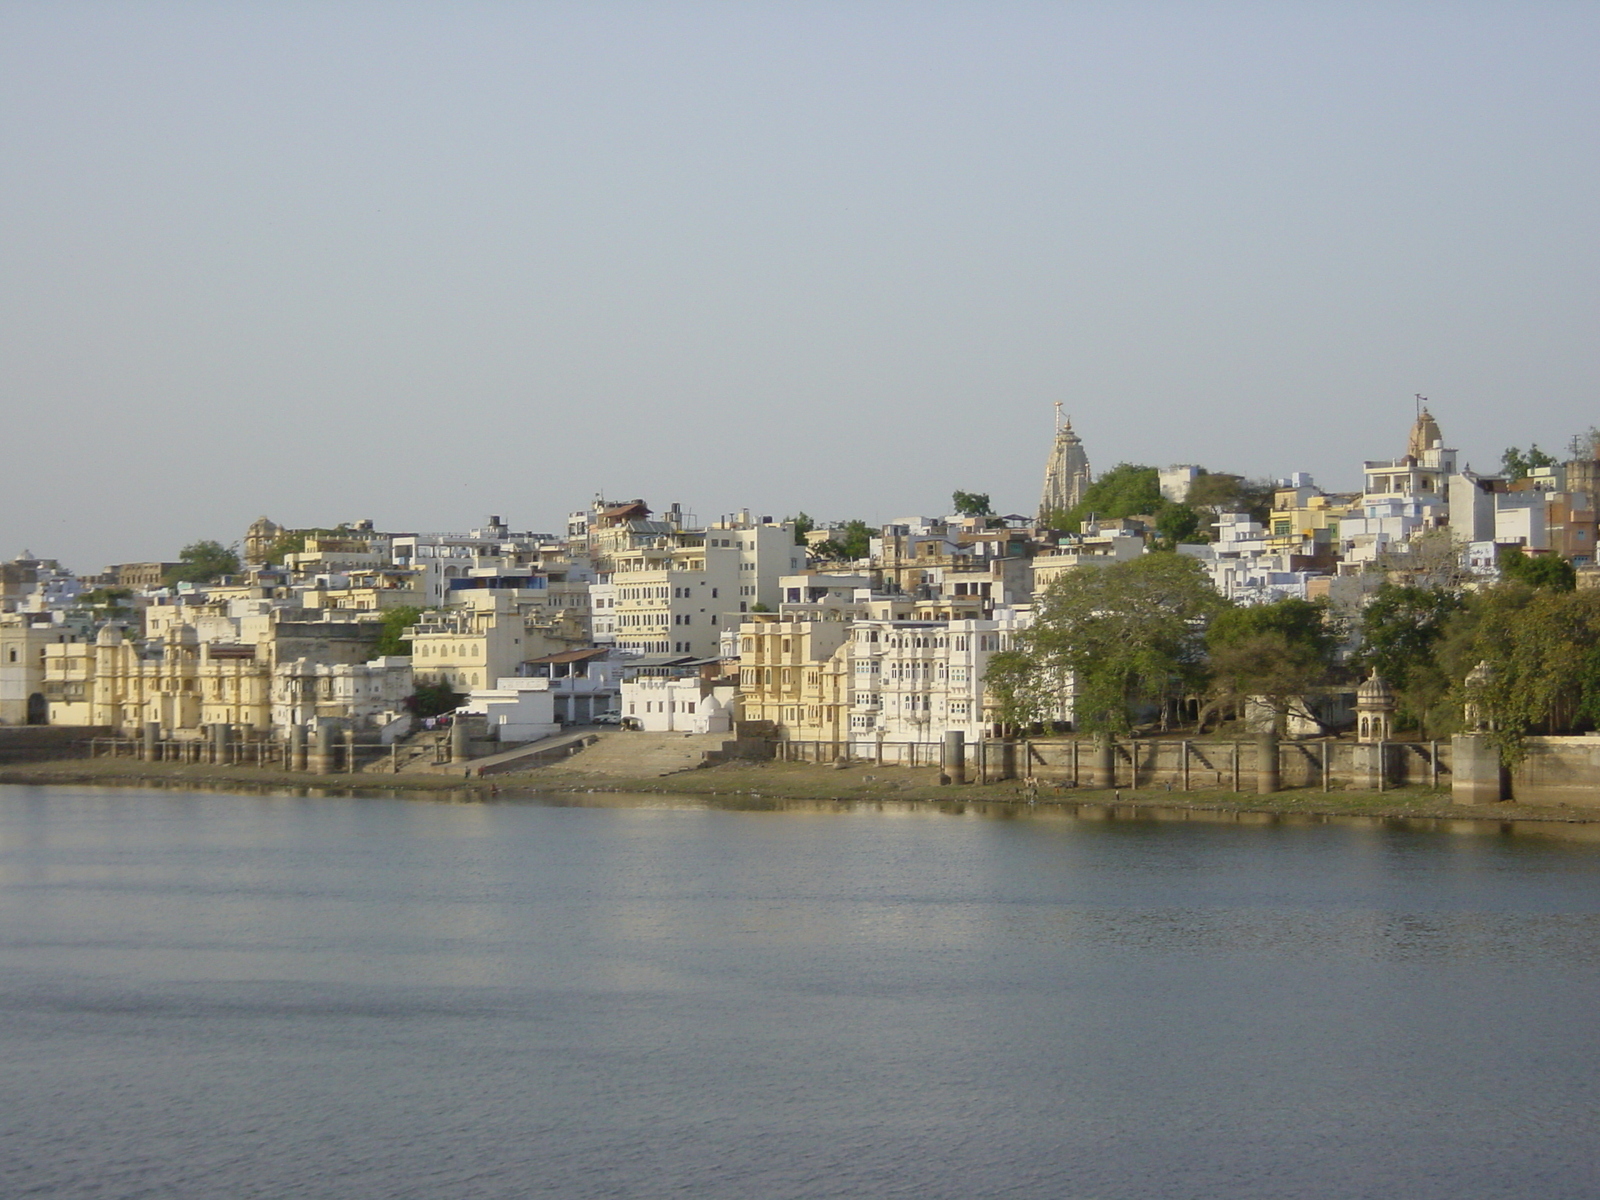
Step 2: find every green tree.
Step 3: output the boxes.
[79,587,134,616]
[816,519,873,561]
[982,648,1052,737]
[1498,545,1576,591]
[406,681,463,719]
[788,512,815,546]
[1051,463,1163,533]
[370,606,422,657]
[952,490,993,517]
[164,540,241,586]
[1018,553,1226,735]
[1153,503,1202,548]
[1501,444,1557,481]
[1184,473,1275,525]
[1204,597,1340,733]
[262,526,351,566]
[1354,582,1467,735]
[1459,586,1600,764]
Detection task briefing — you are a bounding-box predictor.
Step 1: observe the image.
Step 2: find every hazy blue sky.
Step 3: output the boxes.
[4,2,1597,571]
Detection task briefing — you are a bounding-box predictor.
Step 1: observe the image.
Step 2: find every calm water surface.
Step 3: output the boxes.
[1,784,1598,1199]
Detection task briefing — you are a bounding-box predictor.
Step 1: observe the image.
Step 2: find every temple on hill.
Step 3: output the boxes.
[1037,402,1092,522]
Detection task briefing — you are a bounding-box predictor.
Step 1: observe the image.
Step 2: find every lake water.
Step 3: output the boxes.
[1,784,1597,1199]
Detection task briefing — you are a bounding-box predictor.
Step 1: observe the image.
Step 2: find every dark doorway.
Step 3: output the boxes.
[26,692,48,725]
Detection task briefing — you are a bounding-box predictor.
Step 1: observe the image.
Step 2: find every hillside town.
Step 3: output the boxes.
[5,405,1600,780]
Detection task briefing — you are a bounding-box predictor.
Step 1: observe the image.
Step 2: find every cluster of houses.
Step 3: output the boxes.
[5,408,1599,759]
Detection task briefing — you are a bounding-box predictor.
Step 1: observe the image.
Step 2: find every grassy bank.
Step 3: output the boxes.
[4,754,1598,827]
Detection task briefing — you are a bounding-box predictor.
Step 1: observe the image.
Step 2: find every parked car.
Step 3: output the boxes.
[593,711,623,726]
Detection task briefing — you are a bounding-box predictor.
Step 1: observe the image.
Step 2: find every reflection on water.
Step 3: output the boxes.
[2,784,1598,1200]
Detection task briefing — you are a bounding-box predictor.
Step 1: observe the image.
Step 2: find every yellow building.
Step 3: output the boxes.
[44,615,392,735]
[736,615,852,743]
[408,589,586,693]
[1264,484,1359,556]
[300,569,426,613]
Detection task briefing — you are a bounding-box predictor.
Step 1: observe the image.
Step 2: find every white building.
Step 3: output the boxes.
[846,607,1041,746]
[271,656,414,740]
[620,676,736,734]
[589,582,618,643]
[608,516,805,659]
[389,517,565,605]
[519,647,630,724]
[1178,513,1320,603]
[460,678,560,743]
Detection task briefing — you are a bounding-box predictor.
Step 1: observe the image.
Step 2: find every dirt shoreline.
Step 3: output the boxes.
[4,754,1598,828]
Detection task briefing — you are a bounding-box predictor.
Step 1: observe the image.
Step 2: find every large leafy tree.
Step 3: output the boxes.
[1153,503,1202,548]
[370,606,422,657]
[1017,552,1226,735]
[1354,582,1468,735]
[164,540,241,586]
[1500,444,1557,481]
[406,681,464,719]
[1184,472,1275,526]
[815,519,873,562]
[1204,597,1340,734]
[1046,463,1163,533]
[1498,545,1576,592]
[952,490,993,517]
[1041,463,1267,542]
[982,648,1052,737]
[1460,585,1600,764]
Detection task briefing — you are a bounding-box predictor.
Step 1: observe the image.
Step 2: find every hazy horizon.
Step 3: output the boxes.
[5,2,1597,572]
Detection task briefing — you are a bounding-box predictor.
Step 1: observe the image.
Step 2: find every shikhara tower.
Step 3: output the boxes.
[1037,402,1092,522]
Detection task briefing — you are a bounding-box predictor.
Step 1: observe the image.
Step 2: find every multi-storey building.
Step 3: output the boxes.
[735,615,853,743]
[846,608,1040,745]
[390,517,565,605]
[2,610,92,724]
[609,517,803,658]
[44,615,391,736]
[408,589,583,694]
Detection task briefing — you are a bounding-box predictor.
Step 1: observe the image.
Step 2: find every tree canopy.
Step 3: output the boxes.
[1040,463,1270,541]
[815,519,873,562]
[406,681,463,719]
[1461,586,1600,763]
[1015,553,1226,735]
[1205,597,1341,733]
[164,540,241,586]
[1498,545,1576,591]
[1045,463,1163,533]
[952,490,993,517]
[261,526,352,566]
[79,587,134,615]
[1501,444,1558,481]
[369,606,422,658]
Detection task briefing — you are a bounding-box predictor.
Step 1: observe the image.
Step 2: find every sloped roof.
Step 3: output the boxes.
[524,647,612,665]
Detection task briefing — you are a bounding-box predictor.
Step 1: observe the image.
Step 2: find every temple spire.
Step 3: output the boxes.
[1038,406,1092,523]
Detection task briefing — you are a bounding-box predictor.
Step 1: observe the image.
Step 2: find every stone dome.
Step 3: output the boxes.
[1356,670,1396,709]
